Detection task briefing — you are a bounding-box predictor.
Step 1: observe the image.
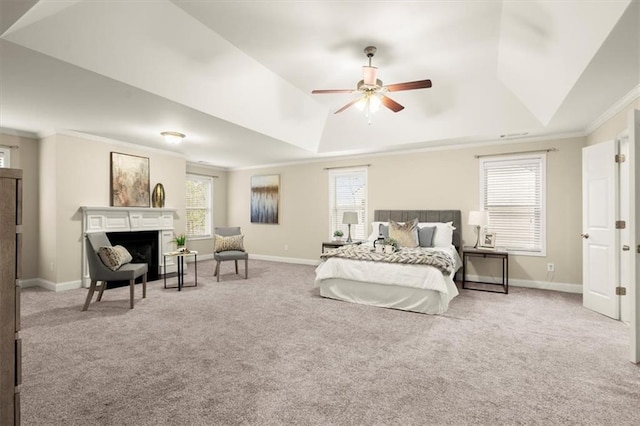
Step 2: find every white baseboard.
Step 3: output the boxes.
[464,274,582,294]
[187,253,214,262]
[19,278,82,292]
[18,278,41,289]
[249,254,321,266]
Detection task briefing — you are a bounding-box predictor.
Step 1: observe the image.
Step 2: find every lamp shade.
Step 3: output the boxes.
[468,210,489,226]
[342,212,359,225]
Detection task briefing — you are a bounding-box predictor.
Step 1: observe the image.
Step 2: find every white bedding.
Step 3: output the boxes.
[315,245,462,314]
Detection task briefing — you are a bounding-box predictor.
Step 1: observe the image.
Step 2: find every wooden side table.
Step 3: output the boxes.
[462,247,509,294]
[322,240,362,253]
[163,250,198,291]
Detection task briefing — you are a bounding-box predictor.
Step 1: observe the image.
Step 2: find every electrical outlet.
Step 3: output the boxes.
[50,261,54,271]
[547,263,554,272]
[284,244,288,251]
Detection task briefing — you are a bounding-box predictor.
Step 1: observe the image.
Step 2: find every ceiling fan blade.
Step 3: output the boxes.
[385,79,432,92]
[334,97,363,114]
[380,95,404,113]
[311,89,354,94]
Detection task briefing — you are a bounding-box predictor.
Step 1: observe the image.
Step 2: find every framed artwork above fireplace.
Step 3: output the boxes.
[110,152,150,207]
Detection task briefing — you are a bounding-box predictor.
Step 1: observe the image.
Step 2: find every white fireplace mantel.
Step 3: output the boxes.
[81,206,177,234]
[80,206,179,287]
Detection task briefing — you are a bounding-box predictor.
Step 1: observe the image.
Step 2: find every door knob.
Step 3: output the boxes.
[580,233,589,239]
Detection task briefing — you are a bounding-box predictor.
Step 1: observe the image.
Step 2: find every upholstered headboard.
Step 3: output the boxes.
[374,210,462,252]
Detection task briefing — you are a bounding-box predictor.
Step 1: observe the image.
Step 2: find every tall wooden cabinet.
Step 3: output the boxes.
[0,168,22,425]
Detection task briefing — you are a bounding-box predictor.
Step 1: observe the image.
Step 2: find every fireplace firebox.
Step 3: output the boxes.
[106,231,159,288]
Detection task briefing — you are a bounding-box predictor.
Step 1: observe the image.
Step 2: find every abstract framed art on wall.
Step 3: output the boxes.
[251,174,279,224]
[110,152,150,207]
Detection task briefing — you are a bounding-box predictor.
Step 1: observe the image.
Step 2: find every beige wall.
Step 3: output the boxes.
[0,133,39,280]
[42,133,187,286]
[587,99,640,145]
[228,136,586,286]
[7,97,639,290]
[185,163,228,256]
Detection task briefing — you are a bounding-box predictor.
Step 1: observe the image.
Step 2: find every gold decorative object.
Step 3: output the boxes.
[152,183,165,208]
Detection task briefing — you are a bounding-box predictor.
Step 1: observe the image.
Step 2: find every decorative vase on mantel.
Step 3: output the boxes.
[152,183,165,208]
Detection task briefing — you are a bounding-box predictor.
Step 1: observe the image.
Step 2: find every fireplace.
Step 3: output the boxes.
[81,206,177,288]
[106,231,159,288]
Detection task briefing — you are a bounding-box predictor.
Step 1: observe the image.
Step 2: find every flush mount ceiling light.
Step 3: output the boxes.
[160,131,185,144]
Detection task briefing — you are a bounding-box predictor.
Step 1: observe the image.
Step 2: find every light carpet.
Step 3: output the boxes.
[19,259,640,425]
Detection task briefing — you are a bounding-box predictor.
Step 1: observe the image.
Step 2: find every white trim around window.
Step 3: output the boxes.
[0,147,10,168]
[480,153,546,256]
[186,174,214,239]
[328,167,368,241]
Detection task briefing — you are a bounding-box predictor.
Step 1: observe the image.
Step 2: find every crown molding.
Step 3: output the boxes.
[51,130,187,158]
[229,131,586,172]
[186,160,229,172]
[585,84,640,135]
[0,127,39,139]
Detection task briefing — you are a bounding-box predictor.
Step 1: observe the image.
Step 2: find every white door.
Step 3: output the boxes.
[582,140,619,319]
[619,136,630,323]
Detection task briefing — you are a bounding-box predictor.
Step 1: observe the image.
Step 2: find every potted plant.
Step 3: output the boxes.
[173,233,187,251]
[384,237,399,254]
[333,230,344,241]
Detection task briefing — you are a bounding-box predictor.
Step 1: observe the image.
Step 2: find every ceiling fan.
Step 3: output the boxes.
[311,46,432,117]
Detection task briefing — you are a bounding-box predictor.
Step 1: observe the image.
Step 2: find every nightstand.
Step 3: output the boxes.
[462,247,509,294]
[321,240,362,253]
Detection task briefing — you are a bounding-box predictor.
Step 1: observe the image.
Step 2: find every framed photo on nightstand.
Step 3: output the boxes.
[480,231,496,249]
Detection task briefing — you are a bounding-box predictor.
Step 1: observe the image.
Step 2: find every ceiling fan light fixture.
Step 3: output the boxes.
[362,66,378,87]
[161,131,185,144]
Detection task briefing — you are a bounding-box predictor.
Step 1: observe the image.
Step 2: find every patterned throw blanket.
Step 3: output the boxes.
[320,245,455,275]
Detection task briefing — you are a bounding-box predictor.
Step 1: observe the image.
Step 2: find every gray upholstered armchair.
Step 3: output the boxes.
[83,232,148,311]
[214,227,248,282]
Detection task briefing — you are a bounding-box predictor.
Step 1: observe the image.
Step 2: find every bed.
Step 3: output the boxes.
[315,210,462,314]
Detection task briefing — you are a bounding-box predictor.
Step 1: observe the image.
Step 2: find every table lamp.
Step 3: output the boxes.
[468,210,489,248]
[342,212,359,243]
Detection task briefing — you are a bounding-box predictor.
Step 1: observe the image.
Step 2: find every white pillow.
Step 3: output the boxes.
[418,221,455,247]
[367,220,456,247]
[367,221,387,241]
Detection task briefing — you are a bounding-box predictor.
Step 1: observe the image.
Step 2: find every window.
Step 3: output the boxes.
[328,168,367,240]
[480,154,546,256]
[186,174,213,239]
[0,147,10,168]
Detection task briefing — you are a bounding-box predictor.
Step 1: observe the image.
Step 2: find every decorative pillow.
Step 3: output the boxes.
[389,218,419,248]
[215,234,244,252]
[379,224,389,239]
[367,221,387,241]
[423,221,455,247]
[418,226,436,247]
[98,245,132,271]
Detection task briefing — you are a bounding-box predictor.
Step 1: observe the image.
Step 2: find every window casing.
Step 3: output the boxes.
[186,174,213,239]
[480,154,546,256]
[0,147,10,168]
[328,168,368,240]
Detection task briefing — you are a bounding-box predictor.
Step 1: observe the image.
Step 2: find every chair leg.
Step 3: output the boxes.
[245,258,248,279]
[129,279,135,309]
[142,273,147,299]
[96,281,107,301]
[216,260,221,282]
[235,260,238,274]
[82,280,98,311]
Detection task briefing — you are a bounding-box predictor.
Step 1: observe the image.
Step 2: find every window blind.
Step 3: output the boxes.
[0,148,8,168]
[186,174,213,238]
[480,154,546,255]
[329,168,367,240]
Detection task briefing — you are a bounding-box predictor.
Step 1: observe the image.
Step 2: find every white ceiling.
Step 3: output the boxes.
[1,0,638,169]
